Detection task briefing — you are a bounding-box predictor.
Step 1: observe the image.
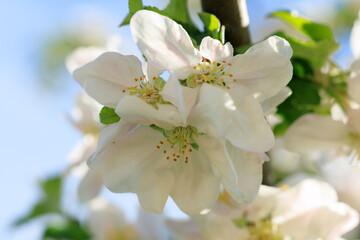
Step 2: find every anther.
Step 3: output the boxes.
[134,78,138,82]
[122,89,126,93]
[156,145,160,149]
[112,141,116,144]
[160,141,164,144]
[228,63,232,66]
[163,150,167,154]
[152,76,156,80]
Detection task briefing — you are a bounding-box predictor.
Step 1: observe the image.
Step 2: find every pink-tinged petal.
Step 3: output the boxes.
[283,114,350,153]
[170,149,220,215]
[115,95,182,129]
[130,10,202,79]
[78,169,103,202]
[348,60,360,104]
[228,36,293,100]
[137,171,175,214]
[279,203,359,239]
[160,76,200,124]
[199,37,234,62]
[73,52,144,108]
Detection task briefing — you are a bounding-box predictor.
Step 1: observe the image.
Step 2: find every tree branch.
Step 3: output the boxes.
[201,0,251,48]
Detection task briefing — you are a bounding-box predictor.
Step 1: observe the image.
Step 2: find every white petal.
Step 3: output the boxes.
[130,10,202,79]
[279,203,359,239]
[115,95,182,129]
[272,179,339,224]
[73,52,144,108]
[225,141,265,205]
[348,59,360,104]
[351,12,360,59]
[190,84,274,152]
[228,36,293,100]
[78,169,103,202]
[88,121,138,169]
[199,36,234,62]
[227,89,275,152]
[283,114,349,153]
[92,125,172,194]
[160,76,200,123]
[137,171,175,214]
[260,87,292,115]
[170,149,220,215]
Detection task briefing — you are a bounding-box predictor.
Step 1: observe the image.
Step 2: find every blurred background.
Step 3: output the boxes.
[1,0,359,239]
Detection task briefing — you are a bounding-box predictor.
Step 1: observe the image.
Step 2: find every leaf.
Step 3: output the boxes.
[119,12,132,26]
[190,142,199,150]
[43,217,91,240]
[163,0,192,24]
[99,106,120,125]
[269,10,334,41]
[129,0,143,14]
[198,12,221,40]
[276,32,339,69]
[14,176,62,226]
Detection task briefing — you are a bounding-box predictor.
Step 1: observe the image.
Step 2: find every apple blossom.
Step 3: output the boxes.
[65,92,104,202]
[130,10,293,102]
[87,198,168,240]
[73,52,165,108]
[168,180,359,240]
[283,110,360,165]
[88,90,268,215]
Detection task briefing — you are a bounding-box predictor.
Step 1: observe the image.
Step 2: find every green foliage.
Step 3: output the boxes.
[269,11,339,69]
[15,176,62,225]
[99,106,121,125]
[129,0,143,14]
[274,58,324,135]
[163,0,192,24]
[43,217,91,240]
[198,12,221,40]
[269,11,334,41]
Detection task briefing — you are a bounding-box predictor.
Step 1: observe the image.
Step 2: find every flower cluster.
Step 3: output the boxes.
[73,10,293,215]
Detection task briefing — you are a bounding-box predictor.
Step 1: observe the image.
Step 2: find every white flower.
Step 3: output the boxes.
[168,180,359,240]
[87,79,269,215]
[73,52,163,108]
[283,110,360,164]
[65,92,104,202]
[322,156,360,212]
[128,9,293,151]
[130,10,293,102]
[87,198,168,240]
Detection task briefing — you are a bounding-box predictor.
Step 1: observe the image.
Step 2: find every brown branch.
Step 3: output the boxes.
[201,0,251,48]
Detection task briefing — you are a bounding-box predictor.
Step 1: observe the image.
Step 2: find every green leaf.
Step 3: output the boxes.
[99,106,120,125]
[119,12,132,26]
[198,12,221,40]
[269,10,334,41]
[276,32,339,69]
[129,0,143,14]
[43,217,91,240]
[163,0,192,24]
[14,176,62,226]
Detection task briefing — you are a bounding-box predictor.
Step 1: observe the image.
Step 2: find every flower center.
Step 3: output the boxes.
[122,75,164,107]
[187,60,238,89]
[234,218,284,240]
[155,126,201,164]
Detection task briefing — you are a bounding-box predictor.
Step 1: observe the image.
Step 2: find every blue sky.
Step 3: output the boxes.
[0,0,354,239]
